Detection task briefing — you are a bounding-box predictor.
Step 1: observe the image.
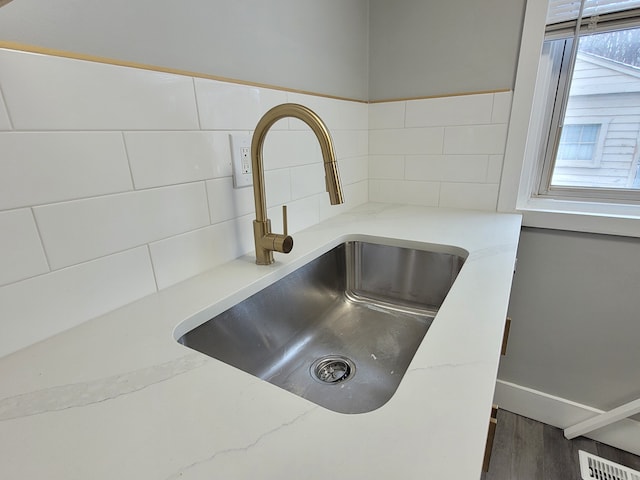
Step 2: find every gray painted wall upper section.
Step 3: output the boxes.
[369,0,526,101]
[0,0,528,101]
[0,0,370,101]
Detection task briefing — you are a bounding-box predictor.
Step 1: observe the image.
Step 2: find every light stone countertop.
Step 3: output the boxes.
[0,203,521,480]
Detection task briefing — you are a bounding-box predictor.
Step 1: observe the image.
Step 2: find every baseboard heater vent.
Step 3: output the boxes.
[579,450,640,480]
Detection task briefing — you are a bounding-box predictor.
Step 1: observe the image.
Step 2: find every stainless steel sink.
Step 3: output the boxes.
[178,240,467,414]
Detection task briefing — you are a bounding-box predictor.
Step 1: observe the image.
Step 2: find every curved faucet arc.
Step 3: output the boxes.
[250,103,344,265]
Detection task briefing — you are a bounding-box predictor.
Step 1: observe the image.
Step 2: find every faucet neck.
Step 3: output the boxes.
[250,103,343,222]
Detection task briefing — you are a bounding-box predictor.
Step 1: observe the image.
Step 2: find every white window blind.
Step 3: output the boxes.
[547,0,640,25]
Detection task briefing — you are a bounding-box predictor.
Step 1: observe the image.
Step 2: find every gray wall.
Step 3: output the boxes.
[0,0,527,102]
[501,228,640,413]
[368,0,526,101]
[0,0,370,101]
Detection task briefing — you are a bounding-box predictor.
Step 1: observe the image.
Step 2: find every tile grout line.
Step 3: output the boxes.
[0,244,156,288]
[490,93,497,125]
[191,77,202,130]
[29,207,52,272]
[402,100,408,128]
[0,179,213,213]
[485,154,492,184]
[145,244,160,292]
[120,131,137,190]
[0,80,15,130]
[6,204,213,286]
[203,180,214,225]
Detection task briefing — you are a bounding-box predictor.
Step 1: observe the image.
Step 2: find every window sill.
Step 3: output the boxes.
[516,197,640,238]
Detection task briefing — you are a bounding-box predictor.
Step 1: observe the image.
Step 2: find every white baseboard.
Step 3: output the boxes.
[494,379,640,456]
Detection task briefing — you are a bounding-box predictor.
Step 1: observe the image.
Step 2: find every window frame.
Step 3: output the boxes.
[538,18,640,203]
[498,0,640,238]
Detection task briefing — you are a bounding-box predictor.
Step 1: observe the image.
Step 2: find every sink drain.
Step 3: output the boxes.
[311,356,355,384]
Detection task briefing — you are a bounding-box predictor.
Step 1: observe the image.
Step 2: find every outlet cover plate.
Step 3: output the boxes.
[230,133,252,188]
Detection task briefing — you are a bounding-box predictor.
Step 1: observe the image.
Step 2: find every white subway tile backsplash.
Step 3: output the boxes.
[332,130,368,159]
[369,127,444,155]
[491,92,513,124]
[338,156,368,185]
[0,92,11,130]
[369,179,399,204]
[405,94,493,127]
[403,181,442,206]
[443,124,508,155]
[368,102,405,129]
[404,155,439,181]
[150,217,254,290]
[0,49,199,130]
[370,179,440,206]
[0,209,49,286]
[0,246,156,358]
[353,178,370,197]
[265,169,293,207]
[367,93,510,212]
[195,79,287,130]
[487,155,504,183]
[208,132,236,178]
[34,183,210,269]
[207,170,297,220]
[405,155,489,183]
[439,183,499,211]
[369,155,405,180]
[268,195,319,234]
[206,177,255,224]
[262,130,322,169]
[342,101,369,131]
[125,131,223,189]
[0,132,132,210]
[205,166,309,235]
[344,180,369,207]
[290,163,325,200]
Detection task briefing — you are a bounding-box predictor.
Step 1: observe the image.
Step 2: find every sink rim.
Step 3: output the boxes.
[172,233,469,342]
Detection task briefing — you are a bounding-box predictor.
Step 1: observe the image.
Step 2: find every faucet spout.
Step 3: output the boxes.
[250,103,344,265]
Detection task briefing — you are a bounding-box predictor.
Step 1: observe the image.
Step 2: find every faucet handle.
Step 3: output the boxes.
[282,205,288,236]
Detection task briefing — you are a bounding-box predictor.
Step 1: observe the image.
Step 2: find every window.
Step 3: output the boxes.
[556,123,602,164]
[535,1,640,203]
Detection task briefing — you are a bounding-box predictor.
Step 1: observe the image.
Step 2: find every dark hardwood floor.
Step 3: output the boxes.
[482,410,640,479]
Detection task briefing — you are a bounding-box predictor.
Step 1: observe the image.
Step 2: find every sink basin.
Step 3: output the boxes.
[178,240,467,414]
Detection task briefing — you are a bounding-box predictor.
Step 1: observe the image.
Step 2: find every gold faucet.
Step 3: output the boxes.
[251,103,344,265]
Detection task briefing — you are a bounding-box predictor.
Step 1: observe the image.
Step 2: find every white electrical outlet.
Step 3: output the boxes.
[229,133,253,188]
